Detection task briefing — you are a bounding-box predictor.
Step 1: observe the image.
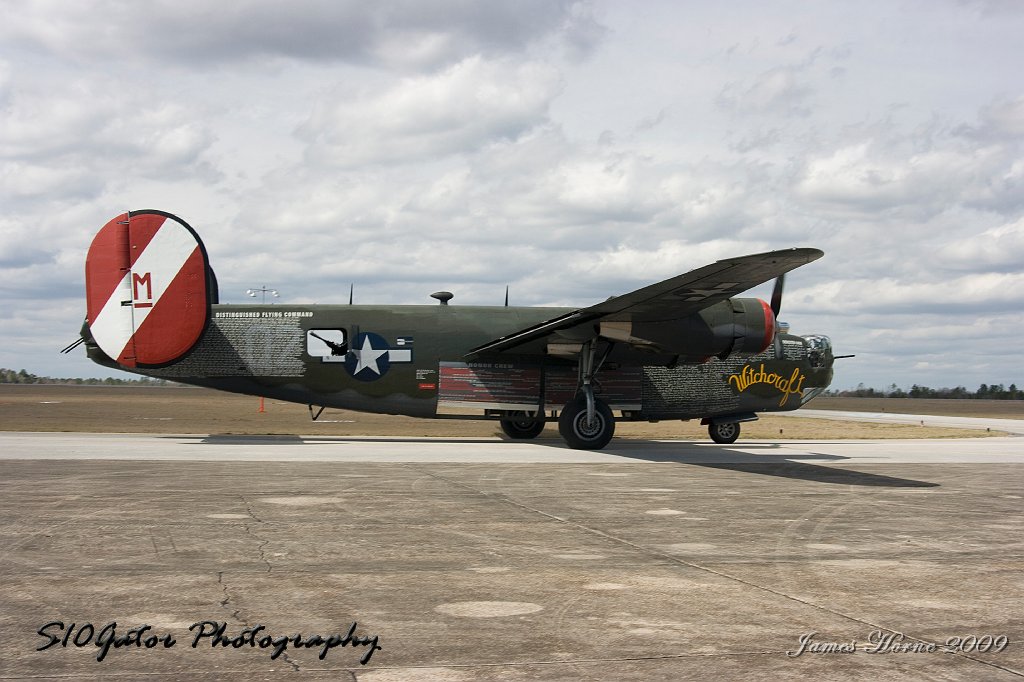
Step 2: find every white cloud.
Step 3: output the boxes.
[298,56,562,166]
[717,63,816,116]
[0,75,221,213]
[0,0,598,70]
[795,123,1022,218]
[1,0,1023,392]
[936,216,1024,272]
[797,272,1024,316]
[965,95,1024,139]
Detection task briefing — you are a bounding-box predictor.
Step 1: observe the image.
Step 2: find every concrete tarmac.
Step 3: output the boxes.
[1,426,1023,680]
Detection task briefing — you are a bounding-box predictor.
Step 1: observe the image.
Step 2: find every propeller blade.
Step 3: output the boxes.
[770,274,785,318]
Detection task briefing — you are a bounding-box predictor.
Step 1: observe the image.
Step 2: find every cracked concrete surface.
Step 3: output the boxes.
[1,435,1022,680]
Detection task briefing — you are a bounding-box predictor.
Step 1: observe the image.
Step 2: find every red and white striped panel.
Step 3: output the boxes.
[86,211,210,367]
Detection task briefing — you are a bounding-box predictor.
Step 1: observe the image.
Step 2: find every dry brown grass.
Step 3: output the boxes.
[812,396,1024,418]
[0,385,1002,440]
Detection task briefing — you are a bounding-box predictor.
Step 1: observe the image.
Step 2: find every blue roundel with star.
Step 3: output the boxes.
[344,332,393,381]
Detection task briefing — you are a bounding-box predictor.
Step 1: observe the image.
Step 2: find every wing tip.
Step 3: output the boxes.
[719,246,824,265]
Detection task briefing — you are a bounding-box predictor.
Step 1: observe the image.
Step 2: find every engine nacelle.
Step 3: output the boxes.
[599,298,775,359]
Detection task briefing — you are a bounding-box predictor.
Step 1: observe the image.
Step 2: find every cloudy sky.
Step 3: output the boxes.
[1,0,1022,390]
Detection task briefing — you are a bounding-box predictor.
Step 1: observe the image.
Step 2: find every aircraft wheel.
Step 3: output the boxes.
[558,398,615,450]
[500,411,545,439]
[708,421,740,444]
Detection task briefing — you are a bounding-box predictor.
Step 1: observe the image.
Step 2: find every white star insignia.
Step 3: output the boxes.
[352,335,388,375]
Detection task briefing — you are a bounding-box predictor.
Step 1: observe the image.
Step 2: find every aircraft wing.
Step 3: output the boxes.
[467,247,823,356]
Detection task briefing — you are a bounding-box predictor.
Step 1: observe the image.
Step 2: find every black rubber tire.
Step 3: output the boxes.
[558,397,615,450]
[500,411,545,439]
[708,421,740,444]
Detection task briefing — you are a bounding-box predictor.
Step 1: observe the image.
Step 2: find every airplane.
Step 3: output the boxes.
[75,210,836,449]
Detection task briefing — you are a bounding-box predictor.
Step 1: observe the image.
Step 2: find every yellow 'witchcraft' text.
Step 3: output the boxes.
[727,364,806,407]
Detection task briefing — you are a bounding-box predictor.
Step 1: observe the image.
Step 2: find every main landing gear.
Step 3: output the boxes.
[558,397,614,449]
[558,340,616,450]
[499,411,545,439]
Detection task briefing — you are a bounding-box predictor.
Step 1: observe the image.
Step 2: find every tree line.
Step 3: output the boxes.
[827,383,1023,400]
[0,368,173,386]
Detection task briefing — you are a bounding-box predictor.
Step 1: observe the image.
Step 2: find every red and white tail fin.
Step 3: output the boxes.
[85,210,216,367]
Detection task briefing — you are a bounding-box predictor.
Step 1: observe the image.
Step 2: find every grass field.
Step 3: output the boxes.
[0,384,1013,440]
[812,396,1024,418]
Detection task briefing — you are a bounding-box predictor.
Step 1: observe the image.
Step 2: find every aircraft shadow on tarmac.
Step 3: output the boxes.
[593,440,939,488]
[180,434,504,445]
[174,434,939,489]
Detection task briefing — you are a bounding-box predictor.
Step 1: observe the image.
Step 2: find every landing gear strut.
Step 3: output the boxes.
[558,340,616,450]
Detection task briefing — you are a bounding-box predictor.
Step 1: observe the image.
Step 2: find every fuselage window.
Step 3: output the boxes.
[307,329,348,361]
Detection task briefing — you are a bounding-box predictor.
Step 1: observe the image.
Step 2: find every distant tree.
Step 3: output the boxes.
[826,381,1023,400]
[887,383,906,398]
[0,368,178,386]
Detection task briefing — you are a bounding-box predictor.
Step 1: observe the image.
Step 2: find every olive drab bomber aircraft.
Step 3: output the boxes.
[75,210,837,450]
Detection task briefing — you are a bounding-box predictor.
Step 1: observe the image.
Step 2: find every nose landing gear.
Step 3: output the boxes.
[708,421,741,444]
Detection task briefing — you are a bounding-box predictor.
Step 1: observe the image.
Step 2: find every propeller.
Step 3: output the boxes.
[770,274,785,319]
[769,274,785,356]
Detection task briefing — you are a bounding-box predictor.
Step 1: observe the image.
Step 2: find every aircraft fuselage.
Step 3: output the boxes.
[80,210,834,447]
[85,301,834,424]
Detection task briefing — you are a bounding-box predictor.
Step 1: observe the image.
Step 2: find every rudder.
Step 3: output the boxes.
[85,210,215,367]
